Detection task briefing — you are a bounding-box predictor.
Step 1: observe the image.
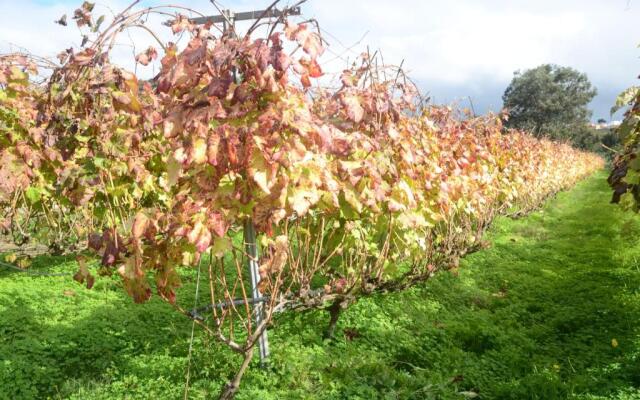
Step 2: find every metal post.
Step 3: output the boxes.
[191,7,301,25]
[243,219,269,366]
[191,4,303,368]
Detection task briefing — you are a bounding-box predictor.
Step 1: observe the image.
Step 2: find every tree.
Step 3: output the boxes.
[502,64,597,141]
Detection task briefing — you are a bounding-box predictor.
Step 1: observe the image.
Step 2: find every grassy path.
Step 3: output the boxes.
[1,171,640,399]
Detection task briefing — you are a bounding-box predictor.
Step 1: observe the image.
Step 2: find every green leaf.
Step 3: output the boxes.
[620,192,636,211]
[211,236,232,258]
[342,188,362,214]
[167,158,181,187]
[611,86,640,115]
[338,192,359,220]
[93,15,105,32]
[623,170,640,185]
[24,186,42,204]
[629,157,640,171]
[9,66,27,82]
[93,157,106,169]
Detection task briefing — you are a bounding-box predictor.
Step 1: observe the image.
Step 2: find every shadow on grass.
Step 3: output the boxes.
[0,267,247,400]
[0,254,77,279]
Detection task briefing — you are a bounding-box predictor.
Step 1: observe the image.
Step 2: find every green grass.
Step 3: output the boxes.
[2,170,640,399]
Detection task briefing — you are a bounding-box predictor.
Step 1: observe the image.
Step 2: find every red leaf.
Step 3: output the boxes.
[135,46,158,66]
[195,228,212,252]
[170,15,193,34]
[301,58,323,78]
[301,73,311,89]
[132,212,149,239]
[88,232,103,250]
[163,111,183,138]
[209,212,228,237]
[285,21,324,59]
[74,255,95,289]
[71,48,96,66]
[274,50,291,72]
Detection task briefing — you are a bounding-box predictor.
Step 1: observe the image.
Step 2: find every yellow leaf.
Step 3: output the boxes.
[17,258,31,269]
[131,212,149,239]
[181,251,196,266]
[253,170,270,194]
[612,338,618,348]
[250,152,272,194]
[288,188,320,216]
[192,139,207,164]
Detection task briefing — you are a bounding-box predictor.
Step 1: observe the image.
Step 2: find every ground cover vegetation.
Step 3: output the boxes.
[3,172,640,399]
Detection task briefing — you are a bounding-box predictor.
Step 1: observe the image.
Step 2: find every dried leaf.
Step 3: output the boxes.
[341,94,364,123]
[55,14,67,26]
[136,46,158,66]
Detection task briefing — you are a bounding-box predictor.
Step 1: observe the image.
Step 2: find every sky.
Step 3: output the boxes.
[1,0,639,121]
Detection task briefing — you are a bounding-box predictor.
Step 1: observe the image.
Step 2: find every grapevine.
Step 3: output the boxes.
[608,74,640,208]
[0,2,604,398]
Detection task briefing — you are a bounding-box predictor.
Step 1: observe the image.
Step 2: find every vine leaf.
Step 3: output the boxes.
[135,46,158,66]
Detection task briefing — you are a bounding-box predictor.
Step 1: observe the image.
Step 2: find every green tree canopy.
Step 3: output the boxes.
[502,64,597,140]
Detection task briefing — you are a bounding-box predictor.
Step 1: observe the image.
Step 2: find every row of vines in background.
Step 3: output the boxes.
[0,1,604,398]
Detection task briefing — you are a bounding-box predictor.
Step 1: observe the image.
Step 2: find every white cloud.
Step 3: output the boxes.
[305,0,640,116]
[0,1,78,57]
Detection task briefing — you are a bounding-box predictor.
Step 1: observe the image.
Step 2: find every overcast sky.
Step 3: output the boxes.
[1,0,639,121]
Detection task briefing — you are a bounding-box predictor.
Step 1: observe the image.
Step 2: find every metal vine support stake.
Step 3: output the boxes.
[243,219,269,366]
[191,4,301,368]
